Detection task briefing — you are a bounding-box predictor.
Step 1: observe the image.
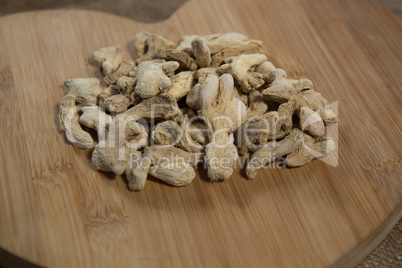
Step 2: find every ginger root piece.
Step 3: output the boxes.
[129,60,180,99]
[201,74,247,181]
[255,61,276,83]
[124,93,179,122]
[104,94,131,115]
[218,54,267,93]
[236,111,279,155]
[168,71,195,100]
[186,84,202,110]
[125,151,150,191]
[93,46,122,75]
[143,145,203,167]
[104,60,136,85]
[152,120,181,145]
[195,67,219,84]
[99,85,120,106]
[177,33,250,56]
[294,90,338,125]
[92,114,148,174]
[59,94,77,131]
[299,106,325,137]
[261,69,313,103]
[64,78,103,105]
[156,49,198,71]
[79,106,112,141]
[246,129,304,179]
[133,32,175,63]
[210,40,264,67]
[64,105,94,148]
[189,121,209,145]
[132,31,151,59]
[176,115,204,153]
[233,86,248,106]
[59,78,103,130]
[272,99,297,140]
[285,134,336,167]
[192,37,211,68]
[149,162,196,186]
[246,90,268,120]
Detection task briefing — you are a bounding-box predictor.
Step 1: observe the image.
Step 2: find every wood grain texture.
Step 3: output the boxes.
[0,0,401,267]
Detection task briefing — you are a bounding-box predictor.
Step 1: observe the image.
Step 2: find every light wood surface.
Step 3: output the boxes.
[0,0,401,267]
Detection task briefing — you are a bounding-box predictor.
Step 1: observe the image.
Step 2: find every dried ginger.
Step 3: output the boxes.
[58,32,338,191]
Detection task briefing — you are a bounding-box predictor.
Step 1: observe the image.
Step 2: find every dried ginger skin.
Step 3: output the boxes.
[255,61,276,83]
[104,94,131,115]
[125,151,149,191]
[285,135,336,167]
[200,74,247,181]
[295,90,338,125]
[123,93,179,122]
[168,71,195,100]
[186,84,202,110]
[99,85,119,106]
[218,54,267,94]
[195,67,219,84]
[64,78,103,105]
[104,60,136,86]
[133,32,175,63]
[262,69,313,103]
[79,106,112,140]
[246,129,304,179]
[59,94,76,131]
[299,106,325,137]
[63,105,94,148]
[149,163,196,186]
[152,120,181,145]
[191,37,211,68]
[92,115,148,174]
[156,48,198,71]
[176,33,250,56]
[210,40,265,67]
[92,46,122,75]
[130,60,180,99]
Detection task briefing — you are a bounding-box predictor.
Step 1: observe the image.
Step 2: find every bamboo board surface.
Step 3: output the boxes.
[0,0,401,267]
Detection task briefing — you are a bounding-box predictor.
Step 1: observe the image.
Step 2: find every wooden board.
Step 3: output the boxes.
[0,0,401,267]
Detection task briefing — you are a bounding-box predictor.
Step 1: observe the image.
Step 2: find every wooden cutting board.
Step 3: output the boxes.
[0,0,401,267]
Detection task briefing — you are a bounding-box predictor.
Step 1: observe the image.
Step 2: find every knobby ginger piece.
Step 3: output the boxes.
[93,46,122,75]
[79,106,112,141]
[200,74,247,181]
[285,135,336,167]
[168,71,195,100]
[125,151,150,191]
[218,54,267,93]
[149,162,196,186]
[156,49,198,71]
[104,94,131,115]
[133,32,175,63]
[246,129,304,179]
[130,60,180,99]
[64,78,103,105]
[92,114,148,174]
[195,67,219,84]
[104,60,136,85]
[262,69,313,103]
[152,120,181,145]
[191,37,211,68]
[123,93,179,122]
[177,33,250,56]
[210,40,264,67]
